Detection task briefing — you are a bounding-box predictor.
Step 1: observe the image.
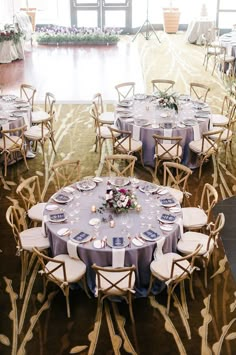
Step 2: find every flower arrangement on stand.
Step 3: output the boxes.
[99,188,138,214]
[0,25,23,43]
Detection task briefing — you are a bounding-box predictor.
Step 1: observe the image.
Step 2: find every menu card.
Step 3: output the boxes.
[54,194,70,202]
[73,232,90,243]
[143,229,159,240]
[49,212,65,221]
[160,213,176,223]
[112,237,124,247]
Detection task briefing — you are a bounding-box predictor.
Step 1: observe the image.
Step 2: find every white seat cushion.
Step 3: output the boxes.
[24,125,50,140]
[166,187,183,204]
[20,227,50,251]
[156,144,182,160]
[182,207,207,229]
[177,231,214,256]
[98,126,120,139]
[32,111,50,123]
[96,269,135,296]
[210,128,232,141]
[46,254,86,283]
[99,112,114,125]
[28,202,47,222]
[150,252,190,281]
[211,114,229,126]
[189,139,215,154]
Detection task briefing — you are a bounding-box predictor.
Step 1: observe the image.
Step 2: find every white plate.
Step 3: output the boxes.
[76,180,96,191]
[53,193,73,204]
[57,228,70,236]
[160,198,177,207]
[63,186,75,193]
[118,100,133,108]
[141,229,160,241]
[108,177,130,187]
[160,113,168,118]
[135,118,150,126]
[158,189,169,195]
[93,240,105,249]
[169,207,182,213]
[119,112,134,118]
[160,224,173,231]
[134,94,147,100]
[49,212,67,223]
[158,213,176,224]
[139,183,159,193]
[89,218,101,226]
[183,119,198,126]
[132,238,144,247]
[45,204,59,211]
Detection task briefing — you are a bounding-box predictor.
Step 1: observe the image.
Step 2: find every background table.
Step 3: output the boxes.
[45,178,182,297]
[0,39,24,63]
[116,97,210,169]
[185,19,215,45]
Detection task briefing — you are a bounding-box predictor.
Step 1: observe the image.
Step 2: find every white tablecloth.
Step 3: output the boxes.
[0,38,24,63]
[186,19,215,45]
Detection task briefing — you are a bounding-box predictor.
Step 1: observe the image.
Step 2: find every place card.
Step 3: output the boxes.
[160,198,176,207]
[112,237,124,247]
[159,213,176,224]
[141,229,160,241]
[53,193,72,203]
[49,212,66,222]
[72,232,90,243]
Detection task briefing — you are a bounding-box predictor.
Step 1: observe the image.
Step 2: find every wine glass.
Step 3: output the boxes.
[93,219,101,238]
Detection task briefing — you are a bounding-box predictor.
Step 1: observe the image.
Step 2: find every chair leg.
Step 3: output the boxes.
[128,292,135,323]
[20,250,29,299]
[65,286,71,318]
[147,274,154,295]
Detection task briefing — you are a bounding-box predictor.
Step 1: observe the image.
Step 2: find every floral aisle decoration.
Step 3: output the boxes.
[0,25,23,43]
[155,91,179,113]
[99,187,138,214]
[36,25,121,45]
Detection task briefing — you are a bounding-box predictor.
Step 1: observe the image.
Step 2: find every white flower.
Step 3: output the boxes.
[117,200,123,208]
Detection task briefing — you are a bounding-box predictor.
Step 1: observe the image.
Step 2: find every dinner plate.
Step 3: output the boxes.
[168,206,182,213]
[108,176,130,187]
[141,229,160,241]
[118,100,133,108]
[119,112,134,118]
[76,179,96,191]
[158,189,169,195]
[134,94,147,100]
[183,119,198,126]
[178,95,191,101]
[132,238,144,247]
[63,186,75,193]
[107,235,129,248]
[158,213,176,224]
[139,183,159,193]
[49,212,67,223]
[89,218,101,226]
[160,198,177,207]
[160,224,173,231]
[135,118,150,126]
[71,232,91,243]
[2,95,17,101]
[52,193,73,204]
[93,177,103,183]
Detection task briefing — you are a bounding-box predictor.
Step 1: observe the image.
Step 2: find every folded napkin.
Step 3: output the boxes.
[132,124,141,141]
[176,217,184,239]
[163,128,172,144]
[192,124,201,141]
[67,239,79,259]
[41,215,49,237]
[112,248,125,268]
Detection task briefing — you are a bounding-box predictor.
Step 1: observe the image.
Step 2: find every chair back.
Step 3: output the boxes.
[20,83,36,109]
[190,82,210,102]
[200,183,218,222]
[92,92,104,116]
[153,135,182,174]
[105,154,137,177]
[51,159,80,190]
[6,204,28,249]
[92,264,136,296]
[221,96,236,119]
[89,104,102,136]
[151,79,175,94]
[108,126,132,154]
[163,161,192,193]
[16,175,44,212]
[33,247,68,285]
[202,128,224,156]
[115,82,135,102]
[45,92,56,116]
[206,212,225,250]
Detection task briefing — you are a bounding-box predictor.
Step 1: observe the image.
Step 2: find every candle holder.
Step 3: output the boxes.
[136,204,142,212]
[91,205,96,213]
[109,220,115,228]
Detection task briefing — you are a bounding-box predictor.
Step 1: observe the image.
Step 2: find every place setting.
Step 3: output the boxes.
[76,179,97,191]
[51,192,74,204]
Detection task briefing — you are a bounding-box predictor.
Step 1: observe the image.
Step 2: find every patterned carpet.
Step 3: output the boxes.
[1,33,236,355]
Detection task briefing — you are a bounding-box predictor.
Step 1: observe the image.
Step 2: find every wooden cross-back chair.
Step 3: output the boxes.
[189,128,224,179]
[32,92,56,124]
[92,92,114,125]
[0,124,29,176]
[108,126,144,166]
[6,204,50,299]
[190,82,210,102]
[177,212,225,288]
[211,95,236,127]
[151,79,175,94]
[51,159,80,191]
[153,134,183,176]
[105,154,137,177]
[148,237,202,316]
[16,175,46,225]
[182,182,219,232]
[115,81,135,102]
[20,83,36,109]
[211,45,235,79]
[163,162,192,205]
[33,247,88,318]
[92,263,136,323]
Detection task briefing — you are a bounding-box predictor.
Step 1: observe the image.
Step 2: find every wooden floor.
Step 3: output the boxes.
[0,36,144,103]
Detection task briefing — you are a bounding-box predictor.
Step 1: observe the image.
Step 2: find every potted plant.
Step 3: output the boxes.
[162,0,180,34]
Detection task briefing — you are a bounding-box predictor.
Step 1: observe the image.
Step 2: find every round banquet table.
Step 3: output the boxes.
[44,177,183,297]
[115,95,211,169]
[0,94,31,130]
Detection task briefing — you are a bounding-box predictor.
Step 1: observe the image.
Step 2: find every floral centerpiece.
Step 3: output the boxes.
[155,91,179,112]
[36,25,121,46]
[0,26,23,44]
[100,187,138,214]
